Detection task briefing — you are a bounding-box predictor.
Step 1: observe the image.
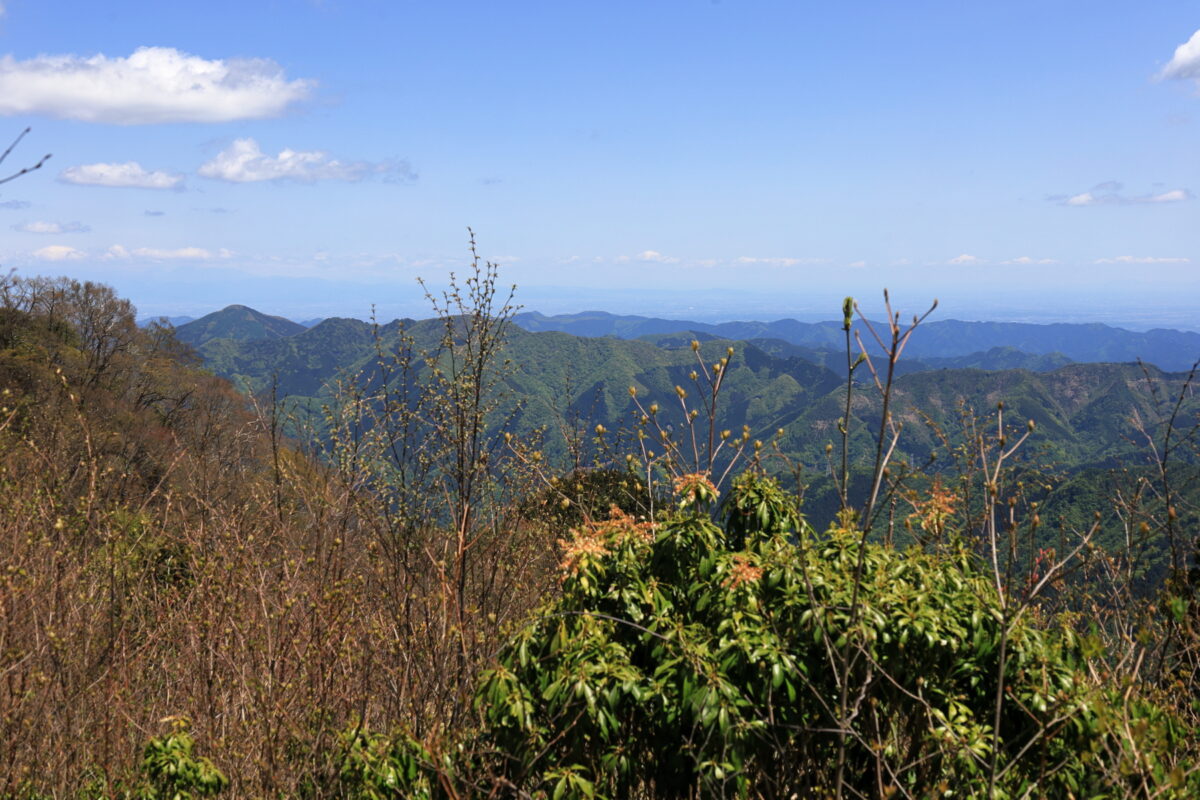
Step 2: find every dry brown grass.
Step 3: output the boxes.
[0,275,560,798]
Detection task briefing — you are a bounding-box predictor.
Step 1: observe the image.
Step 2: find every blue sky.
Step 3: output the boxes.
[0,1,1197,326]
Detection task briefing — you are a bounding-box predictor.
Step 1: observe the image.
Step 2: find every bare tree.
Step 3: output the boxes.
[0,127,51,187]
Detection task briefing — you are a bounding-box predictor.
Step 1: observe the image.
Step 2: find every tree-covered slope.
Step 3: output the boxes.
[187,310,1200,479]
[516,311,1200,371]
[175,304,307,347]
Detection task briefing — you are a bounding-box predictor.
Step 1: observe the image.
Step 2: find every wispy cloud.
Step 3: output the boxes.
[12,220,89,234]
[60,161,183,189]
[32,245,84,261]
[106,244,231,260]
[0,199,30,209]
[0,47,312,124]
[947,253,981,265]
[736,256,829,267]
[198,138,415,183]
[1160,28,1200,82]
[1094,255,1190,264]
[1056,182,1191,206]
[1002,256,1058,265]
[144,210,164,217]
[616,249,680,264]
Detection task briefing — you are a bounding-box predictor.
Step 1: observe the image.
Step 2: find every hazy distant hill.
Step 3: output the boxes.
[137,315,195,328]
[176,304,308,347]
[195,316,403,397]
[916,346,1074,372]
[650,335,1074,375]
[515,311,1200,371]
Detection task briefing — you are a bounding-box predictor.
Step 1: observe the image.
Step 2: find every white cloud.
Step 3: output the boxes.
[0,47,312,124]
[1144,188,1190,203]
[60,161,183,189]
[33,245,84,261]
[619,249,679,264]
[12,220,89,234]
[1095,255,1190,264]
[735,256,829,267]
[1160,28,1200,81]
[103,244,232,261]
[1002,256,1058,265]
[1059,184,1191,206]
[847,260,867,268]
[132,246,228,260]
[198,138,414,183]
[947,253,981,265]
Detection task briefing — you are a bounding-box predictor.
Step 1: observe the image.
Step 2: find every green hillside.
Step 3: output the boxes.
[185,309,1200,580]
[190,310,1195,468]
[517,310,1200,371]
[175,303,307,347]
[668,336,1075,375]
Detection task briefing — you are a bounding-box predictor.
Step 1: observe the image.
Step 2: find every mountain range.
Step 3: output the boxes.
[175,305,1198,472]
[514,311,1200,372]
[172,306,1200,372]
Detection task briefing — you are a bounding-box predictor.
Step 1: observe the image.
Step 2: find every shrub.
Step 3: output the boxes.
[363,473,1195,798]
[137,719,227,800]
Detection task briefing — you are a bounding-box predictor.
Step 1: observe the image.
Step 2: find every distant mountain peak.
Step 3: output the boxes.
[175,304,307,347]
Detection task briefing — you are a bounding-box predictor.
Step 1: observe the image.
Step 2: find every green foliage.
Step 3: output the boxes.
[366,473,1194,798]
[137,719,227,800]
[337,729,444,800]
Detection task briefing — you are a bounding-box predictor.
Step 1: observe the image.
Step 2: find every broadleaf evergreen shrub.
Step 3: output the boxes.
[137,719,227,800]
[348,473,1196,798]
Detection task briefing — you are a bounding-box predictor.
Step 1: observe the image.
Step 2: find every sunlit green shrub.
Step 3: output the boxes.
[136,719,226,800]
[357,472,1195,798]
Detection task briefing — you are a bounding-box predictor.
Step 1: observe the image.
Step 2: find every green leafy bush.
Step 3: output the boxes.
[137,719,227,800]
[354,473,1194,798]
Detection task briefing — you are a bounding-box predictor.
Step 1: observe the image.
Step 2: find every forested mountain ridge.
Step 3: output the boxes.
[515,310,1200,371]
[182,307,1199,478]
[176,304,1200,371]
[175,303,307,347]
[651,335,1075,375]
